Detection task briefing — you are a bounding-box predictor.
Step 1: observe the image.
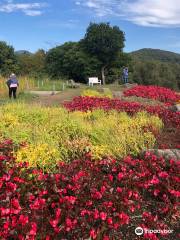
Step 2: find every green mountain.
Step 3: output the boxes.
[130,48,180,64]
[15,50,32,55]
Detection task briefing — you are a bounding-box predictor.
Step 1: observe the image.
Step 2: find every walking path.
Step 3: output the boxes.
[31,88,83,106]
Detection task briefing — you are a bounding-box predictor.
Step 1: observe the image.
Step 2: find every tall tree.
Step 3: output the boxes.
[46,42,101,82]
[0,41,18,76]
[81,23,125,84]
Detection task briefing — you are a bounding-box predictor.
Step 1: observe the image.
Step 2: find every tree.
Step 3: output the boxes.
[16,49,46,77]
[131,60,179,90]
[81,23,125,84]
[46,42,77,79]
[46,42,101,82]
[0,41,18,76]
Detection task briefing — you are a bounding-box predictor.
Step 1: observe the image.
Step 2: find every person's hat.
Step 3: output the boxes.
[10,73,16,78]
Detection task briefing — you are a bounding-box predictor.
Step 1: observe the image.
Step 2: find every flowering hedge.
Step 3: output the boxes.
[123,85,180,104]
[0,104,163,170]
[64,96,180,128]
[0,140,179,239]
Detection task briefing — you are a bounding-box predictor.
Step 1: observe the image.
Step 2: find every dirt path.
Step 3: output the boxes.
[28,84,137,107]
[31,88,83,106]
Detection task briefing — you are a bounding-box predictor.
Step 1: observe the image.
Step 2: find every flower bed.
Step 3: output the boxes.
[64,96,180,128]
[0,103,163,171]
[0,140,179,239]
[123,85,180,104]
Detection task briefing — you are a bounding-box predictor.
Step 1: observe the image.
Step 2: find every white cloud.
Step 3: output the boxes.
[0,0,47,16]
[75,0,180,27]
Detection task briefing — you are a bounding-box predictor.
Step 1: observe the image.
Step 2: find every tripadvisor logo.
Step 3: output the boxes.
[135,227,144,236]
[135,227,173,236]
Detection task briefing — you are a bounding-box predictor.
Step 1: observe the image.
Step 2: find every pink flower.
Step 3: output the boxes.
[119,212,129,225]
[107,217,113,225]
[29,222,37,236]
[158,171,169,178]
[100,212,107,221]
[108,174,113,182]
[93,209,99,219]
[92,191,102,199]
[117,173,124,181]
[64,196,77,204]
[19,215,29,226]
[0,208,10,216]
[55,208,61,218]
[169,190,180,197]
[100,186,106,194]
[90,229,97,239]
[154,189,160,196]
[3,221,9,230]
[49,219,59,228]
[150,175,160,185]
[6,182,17,191]
[116,187,123,193]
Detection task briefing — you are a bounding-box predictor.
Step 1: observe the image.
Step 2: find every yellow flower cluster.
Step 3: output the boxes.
[16,143,60,172]
[0,103,163,172]
[82,89,112,98]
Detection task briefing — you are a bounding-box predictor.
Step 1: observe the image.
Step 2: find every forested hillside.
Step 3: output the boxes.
[129,49,180,90]
[130,48,180,63]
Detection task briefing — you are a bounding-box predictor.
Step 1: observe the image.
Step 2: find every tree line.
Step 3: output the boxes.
[0,22,179,89]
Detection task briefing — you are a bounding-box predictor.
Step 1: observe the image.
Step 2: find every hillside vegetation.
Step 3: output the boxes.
[130,48,180,63]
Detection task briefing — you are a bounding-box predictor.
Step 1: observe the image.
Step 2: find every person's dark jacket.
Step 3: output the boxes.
[6,79,19,88]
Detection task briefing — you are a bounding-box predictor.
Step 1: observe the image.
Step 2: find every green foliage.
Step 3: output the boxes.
[16,49,46,77]
[131,60,180,90]
[0,103,163,171]
[130,48,180,63]
[46,42,101,82]
[82,22,125,64]
[81,22,125,84]
[0,41,18,76]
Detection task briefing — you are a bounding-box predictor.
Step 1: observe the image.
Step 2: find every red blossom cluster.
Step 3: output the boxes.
[0,140,179,239]
[123,85,180,104]
[64,96,180,128]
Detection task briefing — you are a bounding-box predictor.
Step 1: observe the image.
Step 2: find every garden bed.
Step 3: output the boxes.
[0,140,179,239]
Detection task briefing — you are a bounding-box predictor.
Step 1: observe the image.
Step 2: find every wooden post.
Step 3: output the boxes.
[62,83,65,91]
[26,79,29,90]
[52,82,55,95]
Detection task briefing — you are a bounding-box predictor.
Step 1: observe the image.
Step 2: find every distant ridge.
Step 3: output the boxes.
[15,50,32,55]
[130,48,180,64]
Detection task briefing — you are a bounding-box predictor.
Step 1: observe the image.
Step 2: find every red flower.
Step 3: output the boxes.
[29,222,37,236]
[64,196,77,204]
[100,212,107,221]
[19,215,29,226]
[158,171,169,178]
[90,229,97,239]
[49,219,59,228]
[107,217,113,225]
[150,176,160,185]
[119,212,129,225]
[116,187,123,193]
[93,209,99,219]
[117,173,124,181]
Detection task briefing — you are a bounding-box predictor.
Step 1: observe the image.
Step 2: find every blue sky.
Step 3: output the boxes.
[0,0,180,53]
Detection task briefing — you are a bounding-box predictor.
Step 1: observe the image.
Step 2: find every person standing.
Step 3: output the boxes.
[6,73,19,99]
[122,67,129,84]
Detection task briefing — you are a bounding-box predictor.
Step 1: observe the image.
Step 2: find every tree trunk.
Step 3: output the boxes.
[101,66,106,85]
